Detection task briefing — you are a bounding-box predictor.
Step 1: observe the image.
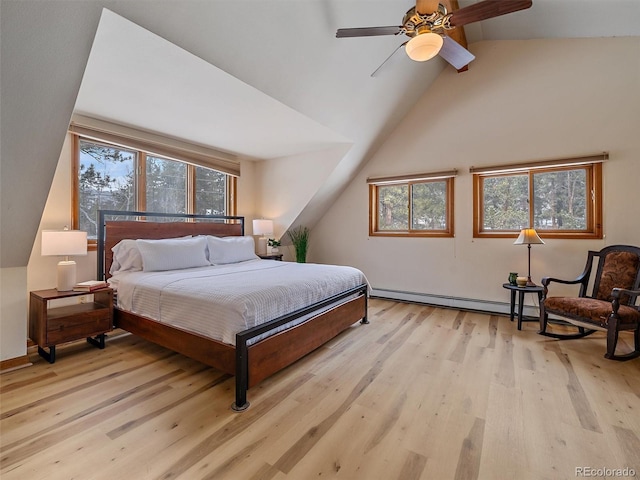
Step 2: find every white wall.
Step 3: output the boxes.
[255,144,352,240]
[312,37,640,311]
[0,267,28,361]
[28,135,94,292]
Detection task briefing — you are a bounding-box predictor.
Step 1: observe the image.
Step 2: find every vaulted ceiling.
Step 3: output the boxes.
[73,0,640,163]
[2,0,639,267]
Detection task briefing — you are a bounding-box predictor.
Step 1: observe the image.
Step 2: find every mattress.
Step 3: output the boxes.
[109,259,367,346]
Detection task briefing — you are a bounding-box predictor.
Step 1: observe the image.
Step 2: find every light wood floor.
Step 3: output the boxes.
[2,299,639,480]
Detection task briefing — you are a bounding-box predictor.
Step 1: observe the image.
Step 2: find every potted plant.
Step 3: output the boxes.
[267,238,281,254]
[287,226,310,263]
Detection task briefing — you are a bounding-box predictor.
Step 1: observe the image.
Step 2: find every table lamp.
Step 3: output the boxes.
[42,228,88,291]
[252,219,273,255]
[513,228,544,287]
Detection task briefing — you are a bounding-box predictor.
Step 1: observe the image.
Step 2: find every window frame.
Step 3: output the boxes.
[71,134,236,249]
[472,160,603,239]
[368,172,455,238]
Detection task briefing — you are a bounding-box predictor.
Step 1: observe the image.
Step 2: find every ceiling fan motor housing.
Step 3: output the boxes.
[402,5,451,38]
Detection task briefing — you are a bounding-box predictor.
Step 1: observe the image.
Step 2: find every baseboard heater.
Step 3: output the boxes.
[369,287,541,319]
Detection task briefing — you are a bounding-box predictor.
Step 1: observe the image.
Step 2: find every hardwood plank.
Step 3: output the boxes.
[454,417,485,480]
[2,300,639,480]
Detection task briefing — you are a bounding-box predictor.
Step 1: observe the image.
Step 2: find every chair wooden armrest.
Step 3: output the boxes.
[611,287,640,313]
[541,276,587,286]
[541,274,589,299]
[611,287,640,299]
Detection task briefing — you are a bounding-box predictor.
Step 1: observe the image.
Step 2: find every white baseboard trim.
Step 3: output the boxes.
[369,288,541,318]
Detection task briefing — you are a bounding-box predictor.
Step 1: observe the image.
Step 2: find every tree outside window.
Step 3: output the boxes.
[78,140,136,239]
[195,166,227,215]
[146,156,186,215]
[474,163,601,239]
[370,176,454,237]
[75,137,234,242]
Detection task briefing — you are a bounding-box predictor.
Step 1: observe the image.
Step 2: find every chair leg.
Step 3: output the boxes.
[539,309,548,334]
[605,317,619,360]
[604,316,640,361]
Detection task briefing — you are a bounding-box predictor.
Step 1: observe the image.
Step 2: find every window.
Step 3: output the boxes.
[368,171,455,237]
[472,155,604,239]
[145,155,187,214]
[73,136,235,244]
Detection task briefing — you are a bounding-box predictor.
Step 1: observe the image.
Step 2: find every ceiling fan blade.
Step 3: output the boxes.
[336,26,402,38]
[371,42,407,77]
[441,0,468,60]
[438,36,475,70]
[449,0,532,27]
[416,0,440,14]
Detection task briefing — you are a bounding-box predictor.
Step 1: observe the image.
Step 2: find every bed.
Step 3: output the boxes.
[97,210,369,411]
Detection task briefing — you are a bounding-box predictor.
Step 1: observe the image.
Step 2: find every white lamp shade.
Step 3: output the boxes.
[513,228,545,245]
[406,32,444,62]
[252,219,274,236]
[42,230,88,256]
[41,230,87,291]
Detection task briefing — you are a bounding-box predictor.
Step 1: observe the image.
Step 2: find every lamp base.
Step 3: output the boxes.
[57,260,77,291]
[525,276,537,287]
[257,237,268,256]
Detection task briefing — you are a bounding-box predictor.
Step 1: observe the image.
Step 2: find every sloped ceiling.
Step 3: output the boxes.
[74,9,353,161]
[73,0,640,163]
[2,0,639,267]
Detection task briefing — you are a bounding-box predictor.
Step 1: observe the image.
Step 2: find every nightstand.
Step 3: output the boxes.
[28,288,113,363]
[258,253,283,261]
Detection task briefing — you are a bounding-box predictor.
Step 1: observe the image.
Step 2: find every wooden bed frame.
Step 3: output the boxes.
[97,210,368,411]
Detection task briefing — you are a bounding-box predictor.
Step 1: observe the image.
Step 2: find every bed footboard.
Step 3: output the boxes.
[232,284,368,411]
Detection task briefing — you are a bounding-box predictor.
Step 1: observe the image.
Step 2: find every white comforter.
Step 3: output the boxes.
[110,259,367,346]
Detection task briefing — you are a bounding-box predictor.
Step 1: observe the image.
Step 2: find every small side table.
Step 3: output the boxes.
[502,283,544,330]
[258,253,283,261]
[29,288,113,363]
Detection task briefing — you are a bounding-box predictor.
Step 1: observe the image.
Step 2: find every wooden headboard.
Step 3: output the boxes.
[97,210,245,280]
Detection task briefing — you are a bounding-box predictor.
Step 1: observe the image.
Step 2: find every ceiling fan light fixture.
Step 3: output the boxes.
[405,32,444,62]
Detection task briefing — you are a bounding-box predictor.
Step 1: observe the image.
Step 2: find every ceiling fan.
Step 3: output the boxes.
[336,0,533,72]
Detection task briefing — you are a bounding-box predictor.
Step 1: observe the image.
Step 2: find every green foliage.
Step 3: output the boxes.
[78,140,228,239]
[78,141,135,238]
[482,168,587,231]
[411,182,447,230]
[287,226,310,263]
[145,156,187,214]
[267,238,281,247]
[482,175,529,230]
[378,185,408,230]
[377,181,449,231]
[533,169,586,230]
[194,166,226,215]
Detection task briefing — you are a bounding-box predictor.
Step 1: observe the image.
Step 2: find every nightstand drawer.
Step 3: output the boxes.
[47,311,111,345]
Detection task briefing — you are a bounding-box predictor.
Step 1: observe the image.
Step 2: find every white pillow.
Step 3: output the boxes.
[207,235,259,265]
[110,239,143,275]
[110,236,193,275]
[136,236,210,272]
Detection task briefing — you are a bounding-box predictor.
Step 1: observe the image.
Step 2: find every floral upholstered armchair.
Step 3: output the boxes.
[539,245,640,361]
